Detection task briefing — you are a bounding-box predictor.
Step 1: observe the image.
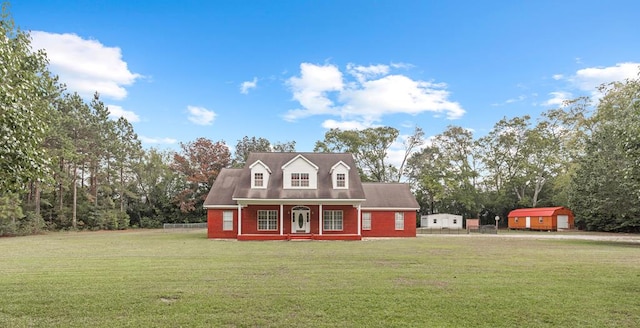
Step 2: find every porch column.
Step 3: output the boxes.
[237,204,242,236]
[319,203,323,235]
[280,204,284,236]
[357,204,361,236]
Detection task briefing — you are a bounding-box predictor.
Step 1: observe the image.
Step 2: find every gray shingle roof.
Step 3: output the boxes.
[203,152,418,210]
[361,183,420,209]
[233,152,365,200]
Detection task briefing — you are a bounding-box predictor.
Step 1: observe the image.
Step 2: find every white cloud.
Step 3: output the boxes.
[572,62,640,92]
[107,104,140,122]
[543,91,573,107]
[552,74,564,80]
[187,106,216,125]
[240,77,258,94]
[139,136,177,145]
[321,119,371,130]
[285,63,344,121]
[30,31,141,100]
[346,63,390,83]
[285,62,464,127]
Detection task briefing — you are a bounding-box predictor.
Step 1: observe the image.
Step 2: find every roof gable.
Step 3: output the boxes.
[281,154,319,171]
[249,160,271,173]
[330,160,350,173]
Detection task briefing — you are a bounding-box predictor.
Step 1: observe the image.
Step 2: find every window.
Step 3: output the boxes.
[539,217,543,223]
[291,173,310,187]
[515,217,519,223]
[453,219,457,225]
[395,212,405,230]
[433,219,437,224]
[222,211,233,231]
[257,210,278,231]
[323,210,343,231]
[362,212,371,230]
[336,173,346,187]
[254,173,263,187]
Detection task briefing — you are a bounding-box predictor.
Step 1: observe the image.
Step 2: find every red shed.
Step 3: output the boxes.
[508,207,575,231]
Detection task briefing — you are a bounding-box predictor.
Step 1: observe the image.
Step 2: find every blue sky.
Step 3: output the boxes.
[12,0,640,163]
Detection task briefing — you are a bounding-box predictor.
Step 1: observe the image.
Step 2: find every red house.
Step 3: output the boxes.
[508,207,575,231]
[204,152,419,240]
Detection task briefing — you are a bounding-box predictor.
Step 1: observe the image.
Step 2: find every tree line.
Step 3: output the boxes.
[2,5,639,234]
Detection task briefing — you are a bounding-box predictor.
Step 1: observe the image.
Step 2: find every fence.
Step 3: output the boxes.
[417,227,468,235]
[163,223,207,230]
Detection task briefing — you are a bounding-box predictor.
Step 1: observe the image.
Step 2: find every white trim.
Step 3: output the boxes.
[319,203,323,235]
[357,204,361,236]
[203,205,237,209]
[249,160,272,173]
[238,204,242,235]
[360,207,419,211]
[280,204,284,235]
[281,154,319,170]
[330,160,351,173]
[234,198,365,205]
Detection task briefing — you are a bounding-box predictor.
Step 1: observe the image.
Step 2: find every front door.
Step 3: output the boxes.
[291,206,310,233]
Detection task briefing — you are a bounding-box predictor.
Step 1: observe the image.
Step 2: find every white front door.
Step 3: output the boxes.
[292,208,310,233]
[442,218,449,228]
[525,216,531,229]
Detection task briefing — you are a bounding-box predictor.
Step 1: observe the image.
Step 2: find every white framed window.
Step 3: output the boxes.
[336,173,346,187]
[515,217,519,223]
[433,218,437,224]
[257,210,278,231]
[362,212,371,230]
[323,210,343,231]
[222,211,233,231]
[395,212,405,230]
[539,217,543,223]
[291,173,310,187]
[254,173,263,187]
[453,219,457,224]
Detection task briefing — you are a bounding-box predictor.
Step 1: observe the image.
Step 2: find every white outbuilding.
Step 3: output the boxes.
[421,213,463,229]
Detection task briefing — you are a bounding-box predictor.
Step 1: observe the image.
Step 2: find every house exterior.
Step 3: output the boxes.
[507,207,575,231]
[204,152,419,240]
[420,213,463,229]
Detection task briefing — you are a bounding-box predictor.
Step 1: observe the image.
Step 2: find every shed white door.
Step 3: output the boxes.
[442,218,449,228]
[525,216,531,229]
[557,215,569,229]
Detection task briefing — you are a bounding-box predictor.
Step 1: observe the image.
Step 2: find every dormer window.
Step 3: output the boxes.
[249,160,271,189]
[291,173,309,187]
[282,155,318,189]
[254,173,264,187]
[330,161,350,189]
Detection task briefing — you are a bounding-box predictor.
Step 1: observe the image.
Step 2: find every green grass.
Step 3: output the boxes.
[1,231,639,327]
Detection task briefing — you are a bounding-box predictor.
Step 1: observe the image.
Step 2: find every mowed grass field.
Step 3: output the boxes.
[1,230,639,327]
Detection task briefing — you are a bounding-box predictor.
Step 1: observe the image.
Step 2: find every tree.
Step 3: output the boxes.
[314,127,399,182]
[0,3,61,192]
[569,75,640,232]
[171,138,231,217]
[233,136,296,167]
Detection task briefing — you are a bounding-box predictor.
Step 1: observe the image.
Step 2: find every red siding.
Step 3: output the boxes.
[209,207,416,239]
[508,207,575,231]
[361,210,416,237]
[207,209,237,239]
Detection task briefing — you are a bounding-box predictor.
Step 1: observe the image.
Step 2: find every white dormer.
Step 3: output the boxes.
[282,155,319,189]
[330,161,350,189]
[249,160,271,189]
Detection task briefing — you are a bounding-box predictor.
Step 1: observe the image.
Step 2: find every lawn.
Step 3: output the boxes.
[0,230,639,327]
